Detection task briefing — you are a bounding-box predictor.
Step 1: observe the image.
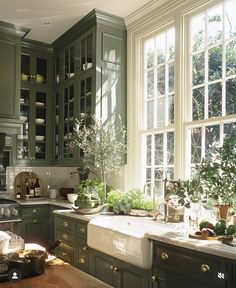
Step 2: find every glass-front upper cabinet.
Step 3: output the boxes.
[64,47,75,80]
[17,87,49,161]
[80,31,93,72]
[21,51,49,85]
[54,90,61,160]
[80,75,92,126]
[63,85,74,159]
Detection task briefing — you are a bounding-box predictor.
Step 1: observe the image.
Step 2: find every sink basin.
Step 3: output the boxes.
[87,215,171,269]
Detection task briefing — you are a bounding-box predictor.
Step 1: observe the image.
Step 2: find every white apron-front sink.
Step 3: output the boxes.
[87,215,171,269]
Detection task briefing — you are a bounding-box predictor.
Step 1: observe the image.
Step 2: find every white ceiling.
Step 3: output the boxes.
[0,0,151,44]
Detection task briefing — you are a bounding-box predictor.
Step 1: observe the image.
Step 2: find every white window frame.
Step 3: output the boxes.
[124,0,226,191]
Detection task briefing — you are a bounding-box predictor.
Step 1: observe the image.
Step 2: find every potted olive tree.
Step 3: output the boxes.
[71,115,127,206]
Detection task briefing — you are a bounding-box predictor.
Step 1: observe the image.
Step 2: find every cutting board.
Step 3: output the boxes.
[189,233,218,240]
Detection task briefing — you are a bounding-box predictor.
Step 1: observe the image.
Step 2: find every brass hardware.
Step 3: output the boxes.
[33,209,37,213]
[161,252,168,260]
[79,257,85,264]
[82,246,88,251]
[113,266,119,273]
[34,219,37,223]
[80,227,85,233]
[63,221,68,227]
[151,276,158,282]
[62,233,68,240]
[62,252,67,256]
[110,265,114,271]
[200,264,210,273]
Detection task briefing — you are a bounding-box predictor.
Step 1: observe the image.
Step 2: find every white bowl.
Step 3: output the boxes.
[36,118,45,124]
[67,193,78,203]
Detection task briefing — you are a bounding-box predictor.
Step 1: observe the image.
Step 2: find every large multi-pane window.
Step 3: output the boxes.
[140,0,236,197]
[143,27,175,199]
[186,0,236,177]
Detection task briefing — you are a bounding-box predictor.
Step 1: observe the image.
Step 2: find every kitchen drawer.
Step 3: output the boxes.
[56,242,74,264]
[56,216,75,234]
[77,221,87,239]
[56,229,75,244]
[153,242,227,282]
[77,242,89,273]
[21,205,48,218]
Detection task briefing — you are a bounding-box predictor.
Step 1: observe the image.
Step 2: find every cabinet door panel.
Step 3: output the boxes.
[0,37,20,118]
[22,218,48,245]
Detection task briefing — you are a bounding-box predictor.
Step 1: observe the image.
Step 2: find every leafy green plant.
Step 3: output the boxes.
[127,189,154,210]
[71,115,127,203]
[106,190,132,214]
[196,133,236,206]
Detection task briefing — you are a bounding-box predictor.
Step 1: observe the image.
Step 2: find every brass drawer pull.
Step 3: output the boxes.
[62,233,68,240]
[80,227,85,233]
[34,219,37,223]
[161,252,168,260]
[200,264,210,273]
[33,209,37,213]
[82,246,88,251]
[63,221,68,228]
[62,252,68,256]
[79,257,85,264]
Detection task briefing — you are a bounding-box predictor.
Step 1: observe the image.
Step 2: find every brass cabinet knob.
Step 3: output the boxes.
[200,264,210,273]
[161,252,168,260]
[151,276,158,282]
[62,233,68,240]
[63,221,68,227]
[33,219,37,223]
[80,227,85,233]
[113,266,119,273]
[33,209,37,213]
[82,246,88,251]
[62,252,67,256]
[110,265,114,271]
[79,257,85,264]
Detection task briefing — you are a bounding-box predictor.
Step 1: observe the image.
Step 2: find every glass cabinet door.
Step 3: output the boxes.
[81,33,93,72]
[54,91,60,160]
[80,76,92,126]
[17,88,48,161]
[34,91,47,159]
[63,85,74,158]
[21,52,48,85]
[64,47,75,80]
[18,89,30,159]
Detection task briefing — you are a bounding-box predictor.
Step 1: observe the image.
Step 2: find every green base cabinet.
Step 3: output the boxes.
[21,205,49,246]
[89,249,150,288]
[151,241,229,288]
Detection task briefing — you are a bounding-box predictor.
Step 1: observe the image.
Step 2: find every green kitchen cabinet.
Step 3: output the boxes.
[52,9,126,165]
[14,40,54,165]
[89,249,150,288]
[151,241,228,288]
[55,215,76,265]
[48,205,66,244]
[76,220,90,273]
[21,205,49,246]
[0,22,28,120]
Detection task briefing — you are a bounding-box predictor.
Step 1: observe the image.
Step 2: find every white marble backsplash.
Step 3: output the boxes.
[6,166,82,198]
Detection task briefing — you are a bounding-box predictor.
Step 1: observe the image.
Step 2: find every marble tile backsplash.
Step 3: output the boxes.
[6,166,82,198]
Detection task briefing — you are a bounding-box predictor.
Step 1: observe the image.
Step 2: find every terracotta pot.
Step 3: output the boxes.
[215,205,231,220]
